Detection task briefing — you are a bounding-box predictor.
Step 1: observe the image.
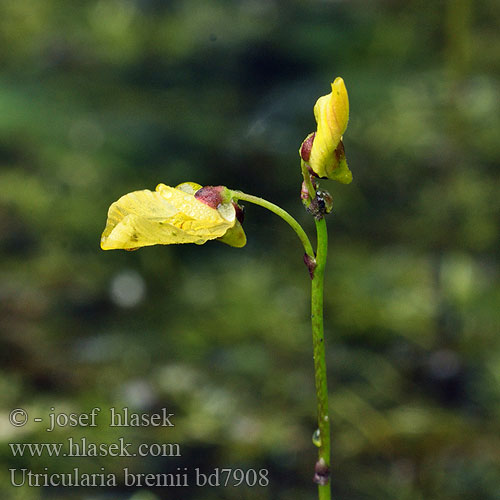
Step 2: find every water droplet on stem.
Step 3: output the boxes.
[312,428,321,447]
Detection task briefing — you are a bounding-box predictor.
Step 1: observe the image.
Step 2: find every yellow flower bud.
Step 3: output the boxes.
[100,183,246,250]
[301,77,352,183]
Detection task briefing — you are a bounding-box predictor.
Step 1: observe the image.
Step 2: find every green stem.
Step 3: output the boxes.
[312,217,331,500]
[232,187,331,499]
[230,190,315,259]
[300,156,332,498]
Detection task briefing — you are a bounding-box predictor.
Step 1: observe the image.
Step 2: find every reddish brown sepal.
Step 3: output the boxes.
[306,163,320,178]
[301,181,310,201]
[194,186,225,209]
[300,132,315,162]
[334,140,345,164]
[233,202,245,224]
[301,177,319,202]
[303,253,317,279]
[313,458,330,486]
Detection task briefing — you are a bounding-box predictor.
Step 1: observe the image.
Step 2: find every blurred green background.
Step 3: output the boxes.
[1,0,499,499]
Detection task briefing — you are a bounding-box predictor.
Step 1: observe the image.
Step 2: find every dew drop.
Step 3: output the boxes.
[312,428,321,447]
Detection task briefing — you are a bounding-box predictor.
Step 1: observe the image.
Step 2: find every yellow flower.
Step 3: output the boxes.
[301,77,352,183]
[100,182,246,250]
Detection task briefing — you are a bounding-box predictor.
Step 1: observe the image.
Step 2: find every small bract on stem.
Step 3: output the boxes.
[100,77,352,500]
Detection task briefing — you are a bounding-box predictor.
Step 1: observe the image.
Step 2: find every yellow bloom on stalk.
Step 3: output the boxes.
[301,77,352,183]
[100,182,246,250]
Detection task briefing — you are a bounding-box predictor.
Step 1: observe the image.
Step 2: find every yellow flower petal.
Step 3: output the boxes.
[307,77,352,182]
[217,220,247,248]
[100,184,236,250]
